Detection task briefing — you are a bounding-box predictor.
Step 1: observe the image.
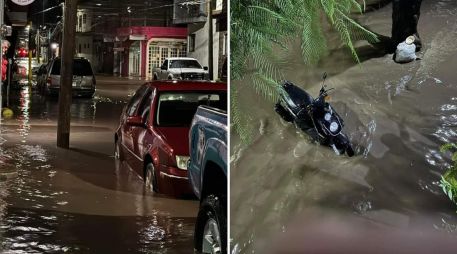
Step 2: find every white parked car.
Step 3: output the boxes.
[37,57,96,98]
[153,57,209,80]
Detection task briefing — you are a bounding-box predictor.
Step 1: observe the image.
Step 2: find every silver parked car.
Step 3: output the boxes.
[40,57,96,98]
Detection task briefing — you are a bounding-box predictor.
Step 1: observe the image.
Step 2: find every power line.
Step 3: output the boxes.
[32,0,210,17]
[31,4,62,16]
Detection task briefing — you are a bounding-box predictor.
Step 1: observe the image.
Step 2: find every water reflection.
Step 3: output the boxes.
[432,97,457,144]
[4,88,128,126]
[0,131,196,253]
[0,79,197,253]
[17,86,31,143]
[0,206,194,254]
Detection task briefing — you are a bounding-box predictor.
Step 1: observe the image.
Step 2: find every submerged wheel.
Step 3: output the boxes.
[145,162,158,193]
[195,195,227,254]
[114,139,124,171]
[333,133,354,157]
[346,143,355,157]
[114,139,123,161]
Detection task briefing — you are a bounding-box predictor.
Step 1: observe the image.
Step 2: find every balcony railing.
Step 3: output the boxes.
[173,0,207,24]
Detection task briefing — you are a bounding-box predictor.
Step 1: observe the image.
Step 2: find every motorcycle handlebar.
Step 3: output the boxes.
[318,87,335,99]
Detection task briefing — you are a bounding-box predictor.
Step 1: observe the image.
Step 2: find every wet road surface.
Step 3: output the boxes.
[231,0,457,253]
[0,76,199,253]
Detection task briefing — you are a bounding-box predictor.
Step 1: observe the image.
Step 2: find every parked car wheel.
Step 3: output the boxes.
[145,162,158,193]
[153,74,158,80]
[114,139,124,171]
[195,195,226,254]
[114,139,123,161]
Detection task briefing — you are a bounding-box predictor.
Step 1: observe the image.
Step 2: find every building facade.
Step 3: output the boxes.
[75,9,101,71]
[173,0,227,81]
[115,26,188,78]
[49,4,189,78]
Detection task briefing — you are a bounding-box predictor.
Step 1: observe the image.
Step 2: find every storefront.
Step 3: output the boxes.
[116,26,187,78]
[146,38,187,79]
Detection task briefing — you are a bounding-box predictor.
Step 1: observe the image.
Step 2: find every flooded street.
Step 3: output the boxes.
[0,76,198,253]
[231,0,457,253]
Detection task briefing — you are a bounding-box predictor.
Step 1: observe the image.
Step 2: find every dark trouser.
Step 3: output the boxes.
[1,79,9,108]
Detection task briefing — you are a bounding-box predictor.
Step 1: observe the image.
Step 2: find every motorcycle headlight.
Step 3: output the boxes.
[330,122,339,132]
[176,155,190,170]
[324,113,332,121]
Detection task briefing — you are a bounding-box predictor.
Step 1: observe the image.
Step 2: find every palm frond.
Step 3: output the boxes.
[230,85,253,144]
[231,0,379,143]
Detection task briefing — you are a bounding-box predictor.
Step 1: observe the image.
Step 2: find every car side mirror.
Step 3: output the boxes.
[203,66,209,71]
[126,116,145,127]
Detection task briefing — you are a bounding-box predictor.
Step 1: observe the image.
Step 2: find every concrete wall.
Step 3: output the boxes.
[187,19,220,81]
[218,31,227,80]
[75,9,100,71]
[75,35,98,70]
[76,9,92,33]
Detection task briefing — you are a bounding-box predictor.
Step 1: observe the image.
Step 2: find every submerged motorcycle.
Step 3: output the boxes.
[274,73,355,157]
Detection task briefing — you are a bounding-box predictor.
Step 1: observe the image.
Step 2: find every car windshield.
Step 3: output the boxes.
[169,60,202,69]
[51,59,93,76]
[156,91,227,127]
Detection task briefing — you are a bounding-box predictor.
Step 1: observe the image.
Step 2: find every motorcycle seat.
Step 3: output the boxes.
[281,81,314,108]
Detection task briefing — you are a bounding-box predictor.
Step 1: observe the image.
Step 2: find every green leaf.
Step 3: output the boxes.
[440,143,457,153]
[452,152,457,162]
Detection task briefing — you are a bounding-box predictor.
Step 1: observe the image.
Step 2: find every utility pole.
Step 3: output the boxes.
[47,29,51,61]
[7,59,10,107]
[208,0,213,80]
[28,23,32,84]
[57,0,78,148]
[36,28,40,64]
[0,0,4,124]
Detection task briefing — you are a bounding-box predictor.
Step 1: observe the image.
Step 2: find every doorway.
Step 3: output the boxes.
[129,41,141,76]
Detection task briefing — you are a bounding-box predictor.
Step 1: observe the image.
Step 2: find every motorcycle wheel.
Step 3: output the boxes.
[345,143,355,157]
[274,102,294,122]
[334,133,354,157]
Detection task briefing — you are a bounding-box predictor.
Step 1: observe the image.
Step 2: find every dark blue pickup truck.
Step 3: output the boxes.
[188,105,227,254]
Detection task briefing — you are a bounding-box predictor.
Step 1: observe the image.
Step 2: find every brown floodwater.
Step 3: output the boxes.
[0,77,199,253]
[231,0,457,252]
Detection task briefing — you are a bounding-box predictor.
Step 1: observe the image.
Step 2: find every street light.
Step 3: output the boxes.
[51,42,58,58]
